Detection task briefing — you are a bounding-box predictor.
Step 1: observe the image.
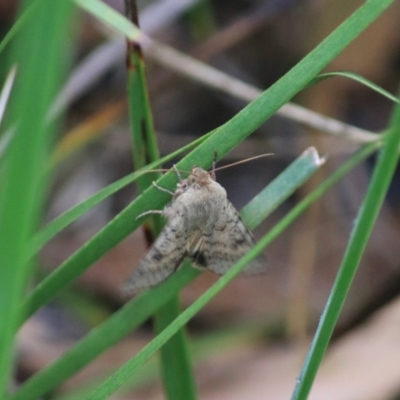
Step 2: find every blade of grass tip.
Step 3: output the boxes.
[125,0,196,398]
[0,0,74,396]
[312,71,399,104]
[84,142,379,400]
[24,0,392,325]
[240,147,326,228]
[12,147,328,400]
[291,103,400,399]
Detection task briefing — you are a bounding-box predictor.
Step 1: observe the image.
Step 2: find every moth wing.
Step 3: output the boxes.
[191,202,267,275]
[123,214,188,295]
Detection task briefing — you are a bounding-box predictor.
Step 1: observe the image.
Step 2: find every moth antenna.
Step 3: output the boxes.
[212,153,274,173]
[138,167,189,177]
[140,169,170,174]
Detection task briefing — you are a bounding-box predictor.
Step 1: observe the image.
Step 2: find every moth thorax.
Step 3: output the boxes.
[189,167,213,187]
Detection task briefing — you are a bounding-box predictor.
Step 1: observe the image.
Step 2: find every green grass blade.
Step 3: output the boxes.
[240,147,325,228]
[84,142,378,400]
[153,296,196,400]
[125,1,196,397]
[12,147,325,400]
[0,0,74,395]
[125,3,159,183]
[291,105,400,399]
[22,0,392,324]
[75,0,141,41]
[313,71,399,103]
[0,0,47,56]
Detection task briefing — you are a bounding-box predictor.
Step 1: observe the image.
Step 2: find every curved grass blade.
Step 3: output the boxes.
[313,71,399,103]
[0,0,74,395]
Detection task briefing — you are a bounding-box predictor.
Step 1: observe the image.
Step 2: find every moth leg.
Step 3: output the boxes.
[172,164,183,181]
[136,209,164,220]
[152,181,174,196]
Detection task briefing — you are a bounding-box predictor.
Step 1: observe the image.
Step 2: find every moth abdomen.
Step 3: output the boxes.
[191,250,207,268]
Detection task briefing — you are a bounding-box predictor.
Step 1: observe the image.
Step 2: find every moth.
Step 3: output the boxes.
[123,162,266,295]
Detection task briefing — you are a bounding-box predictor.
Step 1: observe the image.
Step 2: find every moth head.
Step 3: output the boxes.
[188,167,214,187]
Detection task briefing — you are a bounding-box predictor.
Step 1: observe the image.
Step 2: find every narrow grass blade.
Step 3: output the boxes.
[291,102,400,399]
[313,71,399,103]
[240,147,325,228]
[0,0,47,56]
[0,0,74,395]
[12,147,326,400]
[153,296,196,400]
[75,0,141,41]
[125,0,196,397]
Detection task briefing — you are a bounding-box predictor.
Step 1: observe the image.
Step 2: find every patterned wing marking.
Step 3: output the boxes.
[191,202,266,275]
[123,214,189,295]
